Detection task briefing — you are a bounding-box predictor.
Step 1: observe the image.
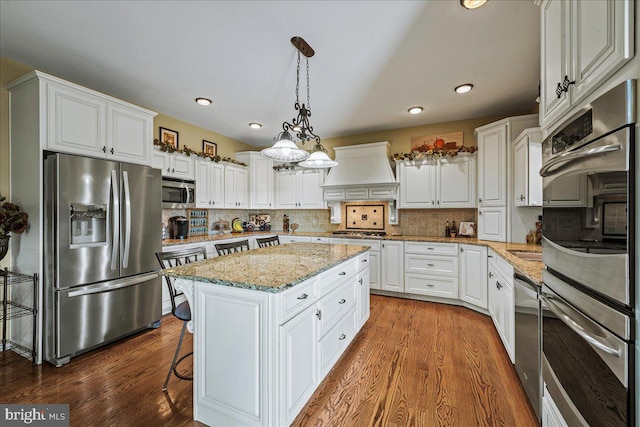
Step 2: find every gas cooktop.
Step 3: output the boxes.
[332,230,387,237]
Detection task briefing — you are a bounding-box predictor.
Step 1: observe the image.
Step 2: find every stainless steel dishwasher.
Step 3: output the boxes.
[514,271,541,421]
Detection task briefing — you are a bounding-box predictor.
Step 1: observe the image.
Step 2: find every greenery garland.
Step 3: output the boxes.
[391,146,477,162]
[153,139,247,166]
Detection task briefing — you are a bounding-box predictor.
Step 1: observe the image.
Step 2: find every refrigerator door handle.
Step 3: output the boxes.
[111,169,120,271]
[122,170,131,269]
[67,272,159,297]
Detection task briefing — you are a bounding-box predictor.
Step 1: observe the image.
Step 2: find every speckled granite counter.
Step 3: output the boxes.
[163,231,544,284]
[162,242,369,293]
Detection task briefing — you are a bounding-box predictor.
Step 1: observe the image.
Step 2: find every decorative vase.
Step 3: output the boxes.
[0,235,9,262]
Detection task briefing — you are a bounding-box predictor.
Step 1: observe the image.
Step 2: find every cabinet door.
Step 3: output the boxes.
[195,161,211,208]
[478,207,506,242]
[381,241,404,292]
[398,163,436,208]
[369,251,381,290]
[274,171,299,209]
[501,281,515,363]
[540,0,571,128]
[488,266,500,320]
[357,268,370,328]
[224,166,237,208]
[209,162,225,207]
[107,104,152,165]
[544,173,587,206]
[478,125,507,207]
[279,304,318,425]
[299,170,326,209]
[235,167,249,208]
[252,155,274,209]
[437,158,476,208]
[170,155,195,180]
[151,150,170,175]
[513,138,529,207]
[570,0,634,105]
[459,245,488,309]
[47,82,107,157]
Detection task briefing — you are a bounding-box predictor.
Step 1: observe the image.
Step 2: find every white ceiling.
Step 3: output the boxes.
[0,0,540,147]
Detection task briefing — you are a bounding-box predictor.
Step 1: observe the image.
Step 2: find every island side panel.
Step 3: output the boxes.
[193,283,275,427]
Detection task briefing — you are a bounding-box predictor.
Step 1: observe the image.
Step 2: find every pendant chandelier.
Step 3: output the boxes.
[261,36,337,169]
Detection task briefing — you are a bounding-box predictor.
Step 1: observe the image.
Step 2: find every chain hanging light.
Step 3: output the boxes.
[261,36,337,168]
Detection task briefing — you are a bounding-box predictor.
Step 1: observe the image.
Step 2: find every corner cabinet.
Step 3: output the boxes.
[43,72,156,166]
[538,0,634,131]
[459,244,488,309]
[274,169,326,209]
[487,250,515,363]
[397,157,476,209]
[235,152,274,209]
[513,128,543,207]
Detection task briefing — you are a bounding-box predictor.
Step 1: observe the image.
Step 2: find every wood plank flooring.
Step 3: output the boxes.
[0,295,537,426]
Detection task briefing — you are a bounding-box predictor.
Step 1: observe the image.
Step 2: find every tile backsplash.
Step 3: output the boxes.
[163,205,477,237]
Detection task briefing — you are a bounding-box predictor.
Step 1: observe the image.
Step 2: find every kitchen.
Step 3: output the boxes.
[0,1,638,426]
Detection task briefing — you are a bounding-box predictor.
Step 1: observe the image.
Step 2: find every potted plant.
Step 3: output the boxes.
[0,195,29,261]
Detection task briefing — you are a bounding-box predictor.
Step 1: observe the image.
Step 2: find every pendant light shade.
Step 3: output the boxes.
[261,131,310,162]
[299,143,337,169]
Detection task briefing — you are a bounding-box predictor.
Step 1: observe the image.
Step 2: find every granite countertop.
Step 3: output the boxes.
[161,242,369,293]
[162,231,544,284]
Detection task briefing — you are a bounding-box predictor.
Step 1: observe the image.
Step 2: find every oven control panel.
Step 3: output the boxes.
[552,109,593,154]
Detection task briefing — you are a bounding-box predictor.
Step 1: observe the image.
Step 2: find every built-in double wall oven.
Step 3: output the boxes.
[540,80,635,426]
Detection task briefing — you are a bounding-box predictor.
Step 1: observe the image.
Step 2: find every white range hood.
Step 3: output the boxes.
[322,141,399,224]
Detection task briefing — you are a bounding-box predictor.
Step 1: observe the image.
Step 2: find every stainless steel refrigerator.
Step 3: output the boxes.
[44,153,162,366]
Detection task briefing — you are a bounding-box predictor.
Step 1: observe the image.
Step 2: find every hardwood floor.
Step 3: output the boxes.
[0,295,537,426]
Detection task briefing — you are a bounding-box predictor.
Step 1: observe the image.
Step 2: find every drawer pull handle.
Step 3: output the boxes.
[316,309,322,320]
[427,247,435,250]
[338,298,346,304]
[339,272,346,276]
[297,294,308,300]
[427,263,435,267]
[489,272,493,278]
[427,284,435,287]
[496,281,503,290]
[362,259,368,262]
[339,334,346,341]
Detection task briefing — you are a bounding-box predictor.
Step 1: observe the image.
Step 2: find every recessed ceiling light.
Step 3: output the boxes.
[195,97,212,106]
[408,106,423,115]
[454,84,474,94]
[460,0,488,10]
[249,123,262,129]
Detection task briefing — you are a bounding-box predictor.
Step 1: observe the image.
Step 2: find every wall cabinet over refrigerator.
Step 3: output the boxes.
[274,169,326,209]
[538,0,634,133]
[235,152,274,210]
[16,71,157,166]
[397,157,476,209]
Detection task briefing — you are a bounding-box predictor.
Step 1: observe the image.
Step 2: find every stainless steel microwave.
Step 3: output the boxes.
[161,178,195,209]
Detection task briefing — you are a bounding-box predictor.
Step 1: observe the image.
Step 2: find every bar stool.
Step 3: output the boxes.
[215,239,250,256]
[155,246,207,391]
[256,235,280,248]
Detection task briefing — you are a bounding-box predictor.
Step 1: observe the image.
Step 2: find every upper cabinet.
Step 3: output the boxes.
[194,159,224,208]
[224,164,249,209]
[274,169,326,209]
[151,150,195,180]
[42,73,156,165]
[235,152,274,210]
[397,157,476,209]
[513,128,543,207]
[539,0,634,132]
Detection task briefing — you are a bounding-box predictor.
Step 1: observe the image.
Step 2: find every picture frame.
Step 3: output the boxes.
[159,127,179,150]
[203,140,217,156]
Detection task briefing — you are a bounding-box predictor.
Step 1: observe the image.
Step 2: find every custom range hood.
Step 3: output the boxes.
[322,141,399,224]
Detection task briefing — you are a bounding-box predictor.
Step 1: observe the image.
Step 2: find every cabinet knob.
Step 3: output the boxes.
[172,168,175,173]
[460,247,464,253]
[437,200,440,205]
[103,146,107,153]
[496,281,503,290]
[316,309,322,320]
[479,211,482,215]
[561,75,575,93]
[478,198,482,203]
[556,82,564,99]
[166,168,170,173]
[359,278,363,285]
[110,148,114,155]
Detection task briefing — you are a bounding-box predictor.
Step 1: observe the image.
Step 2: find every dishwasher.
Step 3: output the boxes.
[514,271,541,421]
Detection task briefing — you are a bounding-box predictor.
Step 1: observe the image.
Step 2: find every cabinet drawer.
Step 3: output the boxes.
[310,236,329,243]
[319,307,357,377]
[404,241,458,256]
[330,238,381,252]
[318,258,357,295]
[317,278,356,337]
[405,273,458,298]
[280,278,318,324]
[404,254,458,277]
[490,253,513,285]
[357,252,370,271]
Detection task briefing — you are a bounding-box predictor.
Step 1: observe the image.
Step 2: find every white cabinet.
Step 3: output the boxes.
[152,150,195,180]
[513,128,543,207]
[45,75,156,165]
[357,253,371,329]
[280,235,311,244]
[478,207,507,241]
[224,164,249,208]
[194,159,224,208]
[542,386,569,427]
[488,251,515,363]
[544,173,587,207]
[404,242,459,298]
[459,244,488,309]
[538,0,634,131]
[397,157,476,209]
[279,303,318,424]
[381,241,404,292]
[274,169,326,209]
[235,152,274,210]
[330,238,381,291]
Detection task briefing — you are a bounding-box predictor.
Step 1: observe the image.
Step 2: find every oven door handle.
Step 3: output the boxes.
[541,293,622,357]
[539,143,621,177]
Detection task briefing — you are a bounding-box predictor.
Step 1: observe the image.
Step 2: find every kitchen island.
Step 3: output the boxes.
[162,242,371,427]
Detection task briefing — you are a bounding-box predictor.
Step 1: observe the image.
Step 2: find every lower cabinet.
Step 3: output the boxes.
[381,241,404,292]
[357,254,371,328]
[280,235,312,244]
[542,386,569,427]
[404,242,459,298]
[459,244,488,309]
[488,259,515,363]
